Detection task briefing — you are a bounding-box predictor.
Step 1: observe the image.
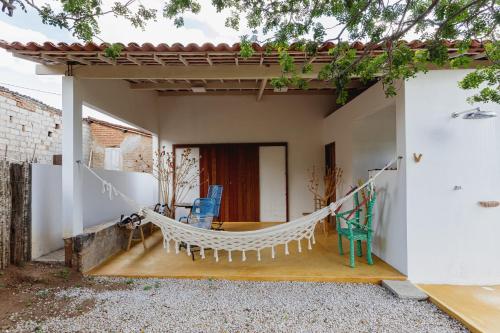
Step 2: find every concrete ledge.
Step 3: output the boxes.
[382,280,428,300]
[65,219,152,272]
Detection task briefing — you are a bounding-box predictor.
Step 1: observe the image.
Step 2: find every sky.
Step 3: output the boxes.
[0,0,249,126]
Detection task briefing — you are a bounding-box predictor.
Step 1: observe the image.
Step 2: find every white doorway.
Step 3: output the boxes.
[259,146,287,222]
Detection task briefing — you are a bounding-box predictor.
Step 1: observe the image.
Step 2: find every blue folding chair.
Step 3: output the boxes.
[179,198,216,229]
[207,185,223,229]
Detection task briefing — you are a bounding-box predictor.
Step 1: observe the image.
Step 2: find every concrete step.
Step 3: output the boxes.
[382,280,429,300]
[33,248,64,264]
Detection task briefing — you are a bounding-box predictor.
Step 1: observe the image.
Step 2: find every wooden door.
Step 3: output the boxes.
[325,142,336,226]
[324,142,336,201]
[199,144,260,222]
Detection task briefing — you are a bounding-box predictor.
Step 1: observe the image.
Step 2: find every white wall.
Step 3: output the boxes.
[404,70,500,284]
[32,164,63,258]
[352,107,397,181]
[370,170,407,274]
[31,164,158,258]
[322,82,407,274]
[259,146,287,222]
[80,79,159,135]
[82,168,158,227]
[158,94,336,219]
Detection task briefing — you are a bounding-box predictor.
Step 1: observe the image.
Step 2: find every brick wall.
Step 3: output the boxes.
[0,88,63,164]
[0,86,152,173]
[87,120,152,173]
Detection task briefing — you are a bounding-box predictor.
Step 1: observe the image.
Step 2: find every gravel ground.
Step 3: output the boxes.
[8,278,467,333]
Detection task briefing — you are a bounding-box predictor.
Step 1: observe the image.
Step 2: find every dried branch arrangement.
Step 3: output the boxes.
[141,148,201,218]
[307,165,343,208]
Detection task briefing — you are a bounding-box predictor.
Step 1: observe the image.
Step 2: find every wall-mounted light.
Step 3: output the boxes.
[451,107,497,120]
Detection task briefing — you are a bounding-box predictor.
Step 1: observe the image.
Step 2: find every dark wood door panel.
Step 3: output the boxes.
[199,144,260,222]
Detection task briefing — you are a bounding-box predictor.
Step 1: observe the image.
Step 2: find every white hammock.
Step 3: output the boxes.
[82,157,400,262]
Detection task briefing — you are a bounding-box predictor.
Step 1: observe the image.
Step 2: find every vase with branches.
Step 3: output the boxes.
[307,165,343,210]
[141,147,202,218]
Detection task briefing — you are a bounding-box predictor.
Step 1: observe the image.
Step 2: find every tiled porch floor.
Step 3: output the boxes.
[88,222,406,283]
[419,284,500,333]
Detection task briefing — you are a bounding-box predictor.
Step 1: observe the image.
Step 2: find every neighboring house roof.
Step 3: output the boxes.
[0,85,61,115]
[84,117,152,137]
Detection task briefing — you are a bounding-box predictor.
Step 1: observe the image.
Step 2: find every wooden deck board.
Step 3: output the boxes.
[419,284,500,333]
[88,222,406,283]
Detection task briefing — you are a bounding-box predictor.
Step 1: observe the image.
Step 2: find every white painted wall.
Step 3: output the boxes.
[32,164,63,258]
[31,164,158,258]
[79,79,159,135]
[370,170,407,274]
[158,94,336,219]
[352,107,397,181]
[404,70,500,284]
[259,146,287,222]
[82,168,158,227]
[322,82,407,274]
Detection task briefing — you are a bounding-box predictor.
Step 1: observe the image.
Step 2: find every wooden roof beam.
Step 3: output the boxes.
[41,54,66,65]
[67,55,92,66]
[126,54,142,66]
[96,53,117,65]
[153,54,167,66]
[179,55,189,66]
[131,81,262,90]
[206,55,213,66]
[36,63,328,79]
[256,78,268,101]
[129,79,359,91]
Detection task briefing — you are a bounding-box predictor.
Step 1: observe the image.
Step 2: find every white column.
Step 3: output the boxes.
[62,76,83,238]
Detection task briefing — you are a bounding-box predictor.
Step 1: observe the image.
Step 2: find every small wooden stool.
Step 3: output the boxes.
[127,224,147,251]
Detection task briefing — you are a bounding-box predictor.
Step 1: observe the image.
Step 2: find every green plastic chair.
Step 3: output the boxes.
[336,186,376,268]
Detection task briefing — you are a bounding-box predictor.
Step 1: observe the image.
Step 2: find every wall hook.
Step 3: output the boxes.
[413,153,423,163]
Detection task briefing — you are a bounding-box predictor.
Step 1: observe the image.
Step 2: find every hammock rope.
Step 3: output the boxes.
[80,156,400,262]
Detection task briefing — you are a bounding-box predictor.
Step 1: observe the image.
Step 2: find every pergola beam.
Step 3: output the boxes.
[36,64,326,80]
[41,54,66,65]
[179,55,189,66]
[126,55,142,66]
[158,90,336,97]
[97,53,117,65]
[129,79,354,91]
[67,55,92,66]
[256,78,268,101]
[153,54,167,66]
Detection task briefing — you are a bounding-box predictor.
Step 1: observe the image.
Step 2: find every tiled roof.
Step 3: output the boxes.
[0,39,488,68]
[84,117,152,137]
[0,39,488,53]
[0,85,61,115]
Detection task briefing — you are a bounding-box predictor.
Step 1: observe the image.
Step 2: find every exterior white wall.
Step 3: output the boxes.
[31,164,63,258]
[352,107,397,180]
[370,170,407,274]
[259,146,287,222]
[404,70,500,284]
[322,82,407,274]
[79,79,159,135]
[31,164,158,258]
[82,168,159,227]
[158,94,336,219]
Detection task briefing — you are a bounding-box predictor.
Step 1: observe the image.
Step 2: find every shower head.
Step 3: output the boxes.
[452,107,497,120]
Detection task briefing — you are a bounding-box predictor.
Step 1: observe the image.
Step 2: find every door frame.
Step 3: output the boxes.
[173,142,289,221]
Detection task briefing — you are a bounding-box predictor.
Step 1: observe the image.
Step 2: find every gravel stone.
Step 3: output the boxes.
[8,278,468,333]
